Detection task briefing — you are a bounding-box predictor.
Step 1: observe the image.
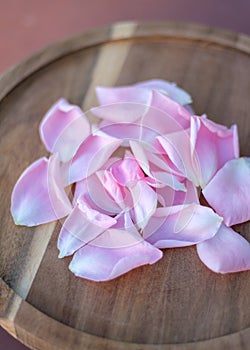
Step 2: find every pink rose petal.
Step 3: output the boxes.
[96,91,191,150]
[203,158,250,226]
[157,129,198,185]
[69,213,162,281]
[129,180,158,230]
[64,134,122,185]
[11,154,72,226]
[73,174,122,215]
[135,79,192,105]
[143,204,222,248]
[157,179,199,207]
[91,102,148,123]
[96,79,192,107]
[130,140,185,190]
[110,152,145,186]
[197,224,250,273]
[96,85,151,106]
[190,116,239,187]
[39,99,90,162]
[57,197,116,258]
[98,170,126,208]
[149,90,191,129]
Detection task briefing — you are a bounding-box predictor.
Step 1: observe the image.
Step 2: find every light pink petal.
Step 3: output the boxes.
[73,174,122,215]
[130,140,184,190]
[64,134,122,185]
[145,147,185,178]
[138,91,190,143]
[96,85,151,106]
[149,90,191,129]
[129,180,157,230]
[157,129,198,185]
[98,121,142,147]
[91,102,148,123]
[151,170,186,191]
[157,179,199,207]
[143,204,222,248]
[11,154,72,226]
[97,93,190,150]
[129,140,151,176]
[95,80,192,107]
[57,198,116,258]
[39,99,90,162]
[98,170,126,208]
[69,214,162,281]
[110,152,144,186]
[135,79,192,105]
[190,116,239,187]
[197,224,250,273]
[203,158,250,226]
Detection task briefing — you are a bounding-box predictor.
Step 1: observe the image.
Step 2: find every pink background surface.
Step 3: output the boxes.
[1,0,250,349]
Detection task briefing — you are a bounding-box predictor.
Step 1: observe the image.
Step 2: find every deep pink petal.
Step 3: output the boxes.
[110,152,144,186]
[197,224,250,273]
[129,181,157,230]
[39,99,90,162]
[143,204,222,248]
[69,213,162,281]
[11,154,72,226]
[190,116,239,187]
[57,198,116,258]
[64,134,122,185]
[203,158,250,226]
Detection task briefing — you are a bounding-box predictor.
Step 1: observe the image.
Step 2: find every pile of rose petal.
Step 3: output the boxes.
[11,79,250,282]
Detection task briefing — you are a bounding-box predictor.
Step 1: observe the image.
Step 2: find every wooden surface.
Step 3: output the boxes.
[0,22,250,350]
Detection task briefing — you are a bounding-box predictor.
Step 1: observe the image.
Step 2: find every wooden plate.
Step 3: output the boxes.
[0,22,250,350]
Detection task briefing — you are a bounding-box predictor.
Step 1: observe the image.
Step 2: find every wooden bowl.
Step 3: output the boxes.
[0,22,250,350]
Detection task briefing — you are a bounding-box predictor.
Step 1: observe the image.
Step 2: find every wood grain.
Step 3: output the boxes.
[0,22,250,350]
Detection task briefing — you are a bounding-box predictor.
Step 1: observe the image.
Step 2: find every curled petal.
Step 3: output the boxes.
[73,174,122,215]
[130,140,184,190]
[143,204,222,248]
[157,129,198,185]
[190,116,239,187]
[64,134,122,185]
[69,214,162,281]
[197,224,250,273]
[57,198,116,258]
[110,152,144,186]
[203,158,250,226]
[11,154,72,226]
[129,181,157,230]
[39,99,90,162]
[98,170,126,208]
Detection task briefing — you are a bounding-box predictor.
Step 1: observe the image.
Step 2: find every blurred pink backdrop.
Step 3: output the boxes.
[1,0,250,349]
